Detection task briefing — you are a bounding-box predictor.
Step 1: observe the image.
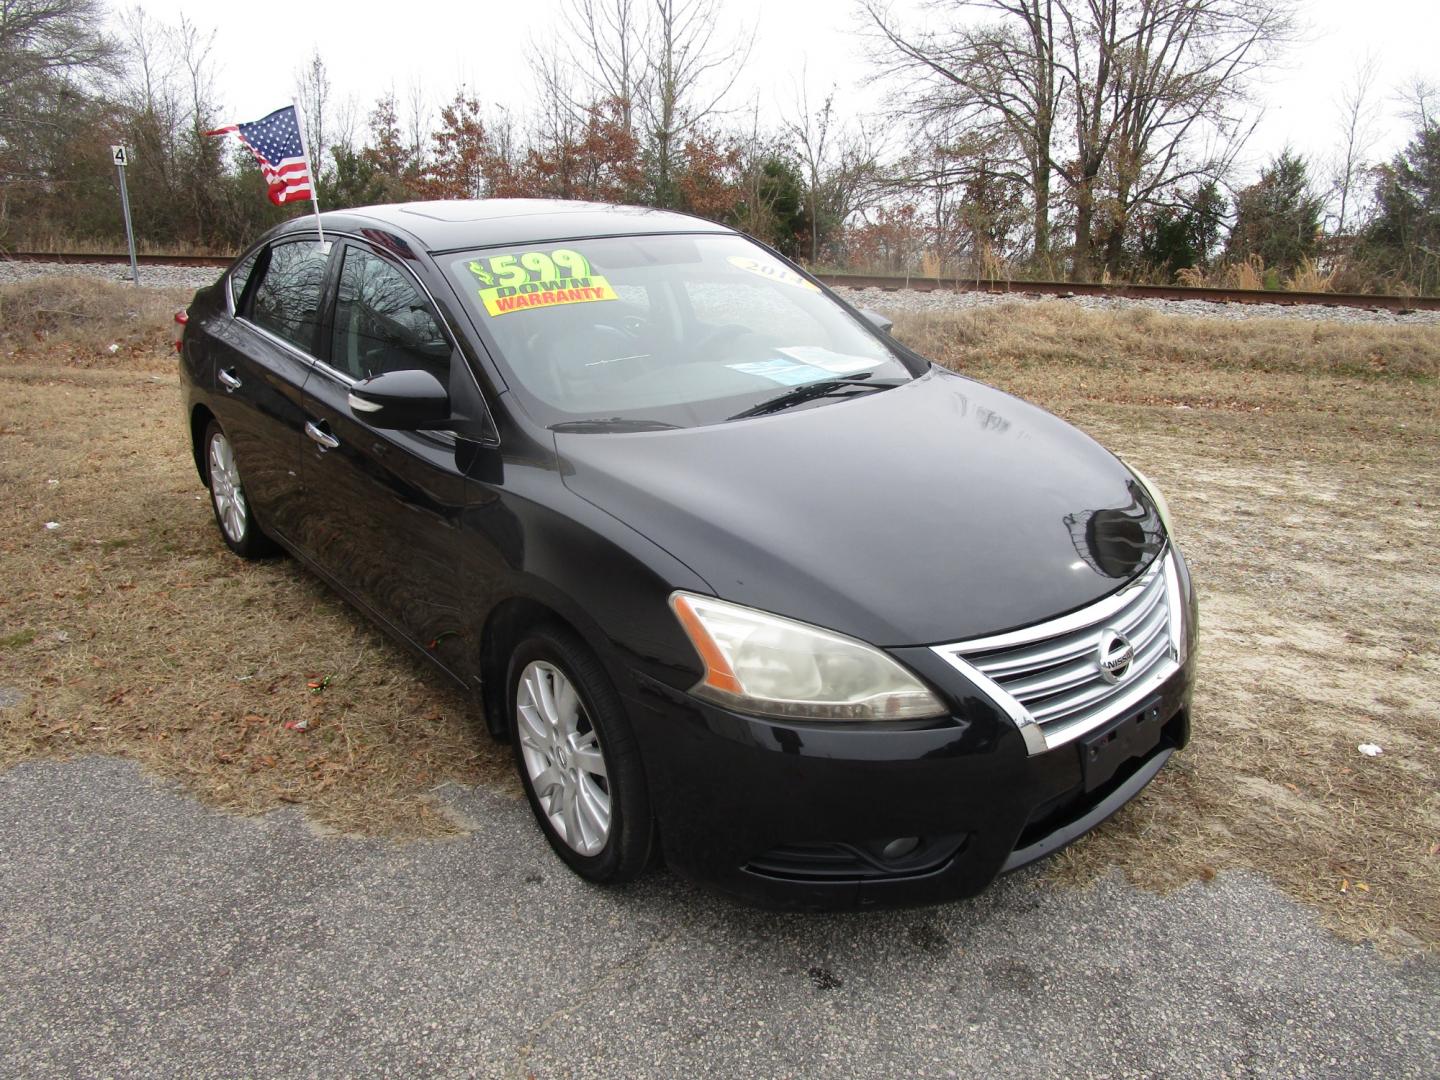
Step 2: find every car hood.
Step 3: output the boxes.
[555,367,1164,646]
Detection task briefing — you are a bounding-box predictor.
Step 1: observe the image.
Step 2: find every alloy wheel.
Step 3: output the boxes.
[515,660,612,856]
[208,432,248,544]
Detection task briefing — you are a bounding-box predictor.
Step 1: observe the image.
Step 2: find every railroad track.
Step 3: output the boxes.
[6,251,1436,313]
[819,272,1439,313]
[4,251,235,269]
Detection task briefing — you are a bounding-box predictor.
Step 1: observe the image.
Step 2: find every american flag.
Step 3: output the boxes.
[206,106,314,205]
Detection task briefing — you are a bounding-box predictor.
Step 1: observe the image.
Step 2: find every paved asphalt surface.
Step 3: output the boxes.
[1,757,1435,1079]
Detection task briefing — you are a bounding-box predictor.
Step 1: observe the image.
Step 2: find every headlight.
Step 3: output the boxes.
[1126,463,1175,536]
[669,592,947,721]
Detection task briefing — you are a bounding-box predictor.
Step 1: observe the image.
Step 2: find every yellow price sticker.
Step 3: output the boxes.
[466,248,617,316]
[479,275,620,316]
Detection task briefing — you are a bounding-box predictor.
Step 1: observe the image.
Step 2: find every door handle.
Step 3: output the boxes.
[305,420,340,451]
[218,368,242,392]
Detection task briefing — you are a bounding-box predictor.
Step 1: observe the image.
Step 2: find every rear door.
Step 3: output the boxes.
[295,241,472,674]
[209,237,334,544]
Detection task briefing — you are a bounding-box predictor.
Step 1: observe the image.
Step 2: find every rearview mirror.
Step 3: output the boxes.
[347,369,450,430]
[859,308,894,335]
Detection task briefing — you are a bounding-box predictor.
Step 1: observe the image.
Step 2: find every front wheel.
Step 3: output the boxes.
[203,421,276,559]
[507,626,655,883]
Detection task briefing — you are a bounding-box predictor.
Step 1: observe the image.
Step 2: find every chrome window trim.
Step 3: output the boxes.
[931,548,1179,756]
[236,315,325,369]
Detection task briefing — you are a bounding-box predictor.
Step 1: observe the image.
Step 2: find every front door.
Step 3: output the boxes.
[296,242,472,676]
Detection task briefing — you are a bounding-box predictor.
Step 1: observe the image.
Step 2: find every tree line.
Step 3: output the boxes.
[2,0,1437,294]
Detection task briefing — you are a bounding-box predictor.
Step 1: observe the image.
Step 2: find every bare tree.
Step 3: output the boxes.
[172,15,217,138]
[568,0,650,134]
[116,6,182,198]
[1328,55,1381,237]
[405,77,429,170]
[864,0,1062,263]
[0,0,118,92]
[330,94,361,160]
[645,0,752,207]
[865,0,1296,278]
[1395,76,1438,133]
[785,77,878,262]
[1070,0,1297,278]
[295,48,330,176]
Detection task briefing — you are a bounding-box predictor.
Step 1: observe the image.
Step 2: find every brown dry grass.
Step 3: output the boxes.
[2,279,1437,950]
[0,277,513,839]
[898,302,1440,953]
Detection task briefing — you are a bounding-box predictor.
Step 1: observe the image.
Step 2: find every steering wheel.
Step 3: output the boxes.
[691,322,750,358]
[546,323,645,398]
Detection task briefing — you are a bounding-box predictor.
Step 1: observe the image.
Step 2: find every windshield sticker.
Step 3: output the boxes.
[775,346,875,375]
[465,249,619,316]
[727,255,822,293]
[728,359,833,386]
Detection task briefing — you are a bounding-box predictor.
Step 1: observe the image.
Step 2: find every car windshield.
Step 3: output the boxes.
[445,233,916,429]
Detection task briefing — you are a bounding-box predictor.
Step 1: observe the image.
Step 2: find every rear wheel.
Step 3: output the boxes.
[507,626,655,883]
[203,421,276,559]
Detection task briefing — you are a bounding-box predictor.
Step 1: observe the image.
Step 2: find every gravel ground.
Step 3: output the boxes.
[1,756,1436,1079]
[833,285,1440,325]
[3,258,1435,325]
[0,260,222,292]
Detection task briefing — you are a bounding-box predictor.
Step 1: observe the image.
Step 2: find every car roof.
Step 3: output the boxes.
[278,199,733,253]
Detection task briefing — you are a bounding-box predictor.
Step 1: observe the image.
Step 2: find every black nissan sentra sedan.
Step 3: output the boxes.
[178,200,1196,908]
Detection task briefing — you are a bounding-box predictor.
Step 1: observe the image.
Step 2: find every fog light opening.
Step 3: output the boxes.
[881,836,920,860]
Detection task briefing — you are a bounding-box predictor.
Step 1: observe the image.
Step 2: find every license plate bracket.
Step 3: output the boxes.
[1080,698,1165,792]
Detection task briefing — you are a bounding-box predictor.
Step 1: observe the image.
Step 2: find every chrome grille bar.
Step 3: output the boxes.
[932,550,1183,754]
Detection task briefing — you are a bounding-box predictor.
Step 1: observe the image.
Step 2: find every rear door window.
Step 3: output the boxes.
[247,240,331,354]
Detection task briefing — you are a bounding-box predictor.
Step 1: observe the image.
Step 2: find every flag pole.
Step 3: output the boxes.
[292,97,325,247]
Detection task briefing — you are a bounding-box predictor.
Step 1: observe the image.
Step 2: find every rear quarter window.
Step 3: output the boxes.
[227,249,260,310]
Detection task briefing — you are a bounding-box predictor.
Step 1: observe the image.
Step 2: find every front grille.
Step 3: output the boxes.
[933,550,1183,753]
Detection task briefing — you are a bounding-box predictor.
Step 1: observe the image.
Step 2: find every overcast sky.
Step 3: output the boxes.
[125,0,1437,185]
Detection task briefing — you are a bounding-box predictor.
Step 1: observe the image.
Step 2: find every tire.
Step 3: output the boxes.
[202,420,276,559]
[507,625,655,883]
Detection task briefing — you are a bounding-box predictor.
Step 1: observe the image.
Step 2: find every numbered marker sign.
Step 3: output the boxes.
[110,145,129,167]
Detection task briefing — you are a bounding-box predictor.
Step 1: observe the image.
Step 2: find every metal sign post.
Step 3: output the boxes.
[110,145,140,286]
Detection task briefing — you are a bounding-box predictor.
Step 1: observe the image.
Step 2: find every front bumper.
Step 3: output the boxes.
[623,552,1198,911]
[626,655,1192,910]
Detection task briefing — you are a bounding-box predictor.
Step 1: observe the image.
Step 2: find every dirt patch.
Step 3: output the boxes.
[899,305,1440,953]
[1,281,1436,948]
[0,278,514,839]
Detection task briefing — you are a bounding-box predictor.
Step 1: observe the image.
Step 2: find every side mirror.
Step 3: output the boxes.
[347,368,450,430]
[859,307,894,335]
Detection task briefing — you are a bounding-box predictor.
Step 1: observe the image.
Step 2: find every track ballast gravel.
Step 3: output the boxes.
[3,257,1435,326]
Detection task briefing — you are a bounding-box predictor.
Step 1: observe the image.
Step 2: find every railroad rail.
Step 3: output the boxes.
[5,250,1437,313]
[5,251,234,268]
[817,272,1439,313]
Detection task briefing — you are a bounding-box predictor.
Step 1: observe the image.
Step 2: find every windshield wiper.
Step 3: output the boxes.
[550,417,681,433]
[725,375,902,421]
